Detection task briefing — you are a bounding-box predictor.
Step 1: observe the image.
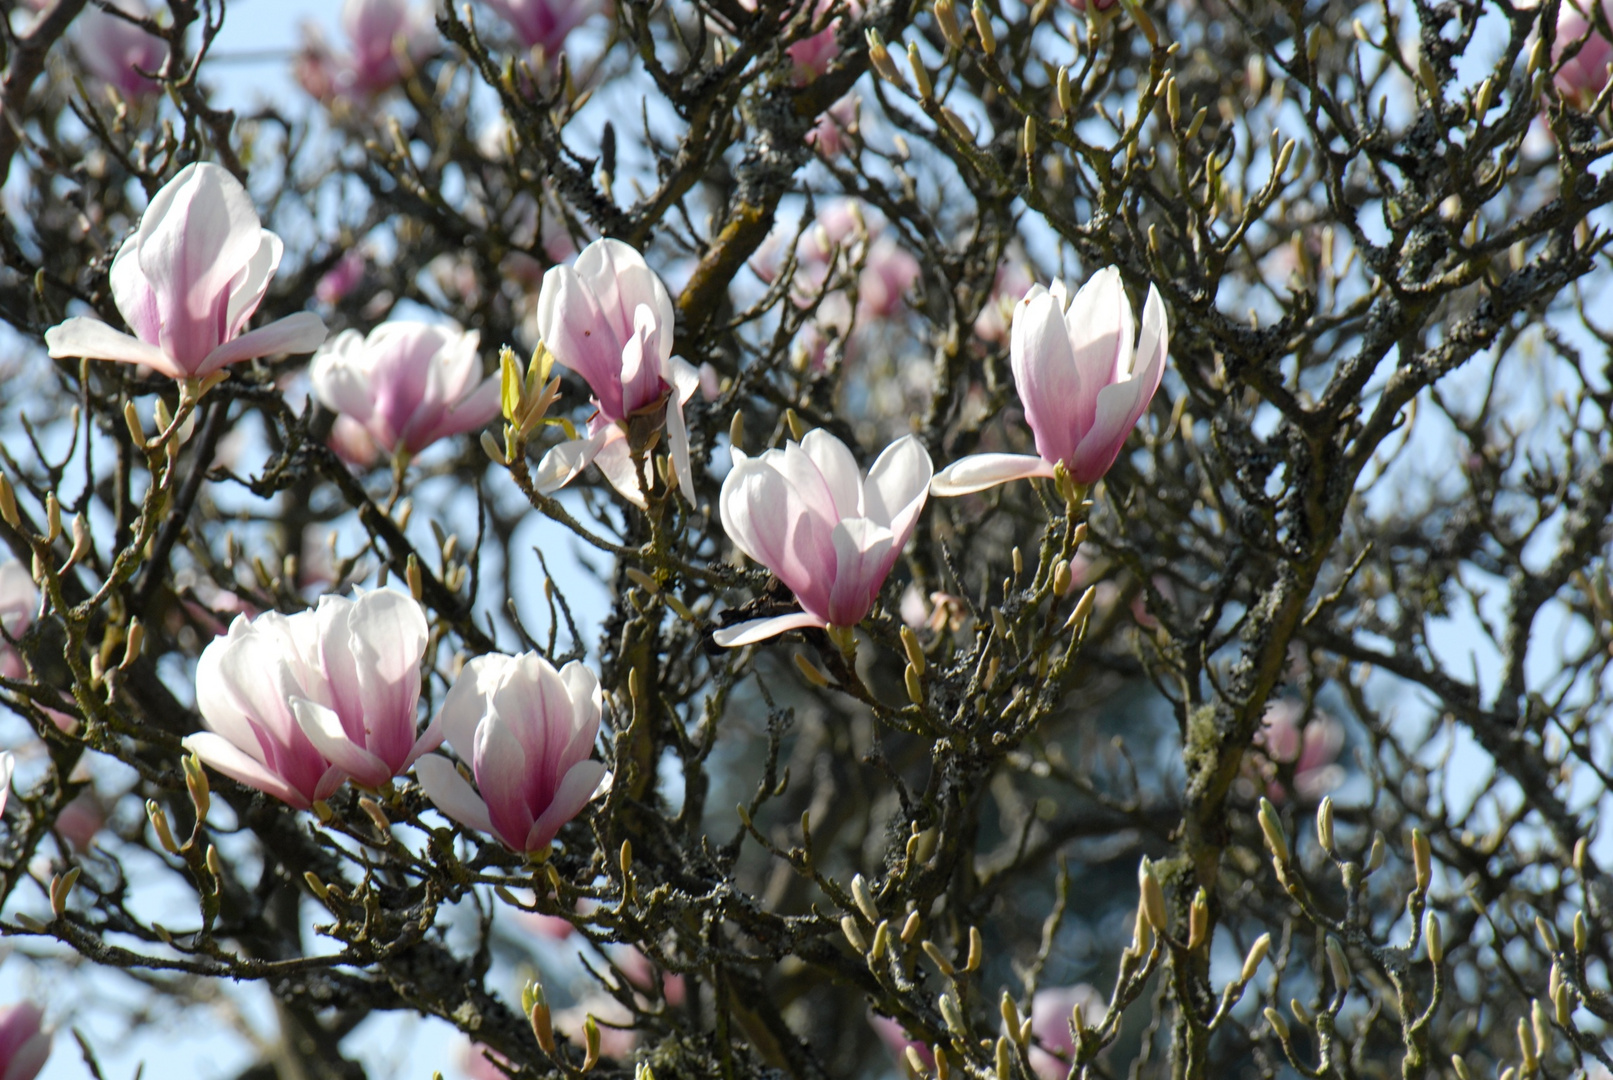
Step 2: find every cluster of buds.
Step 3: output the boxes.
[489,342,565,466]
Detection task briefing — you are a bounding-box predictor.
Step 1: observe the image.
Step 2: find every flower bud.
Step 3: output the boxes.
[1241,933,1271,982]
[842,915,868,952]
[907,43,934,100]
[971,0,996,54]
[1425,912,1443,964]
[1138,858,1167,932]
[901,625,926,674]
[1316,796,1334,852]
[182,752,210,824]
[1410,828,1431,892]
[935,0,965,47]
[1325,936,1350,994]
[1188,887,1209,950]
[1366,831,1386,872]
[1516,1016,1536,1072]
[147,799,180,854]
[1575,910,1588,953]
[581,1014,601,1072]
[870,919,890,961]
[1000,992,1022,1041]
[1536,916,1559,953]
[994,1036,1012,1080]
[50,866,80,917]
[965,926,983,972]
[1258,798,1289,865]
[1450,1055,1472,1080]
[1063,585,1098,631]
[1262,1006,1288,1041]
[793,653,831,688]
[905,664,924,705]
[939,992,967,1038]
[901,910,922,943]
[852,874,879,923]
[922,939,954,976]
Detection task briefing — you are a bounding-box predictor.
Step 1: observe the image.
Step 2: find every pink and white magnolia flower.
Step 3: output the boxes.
[414,652,609,855]
[1027,985,1104,1080]
[532,239,702,506]
[484,0,607,58]
[716,430,932,646]
[74,0,168,100]
[45,163,327,383]
[931,266,1167,496]
[1553,0,1613,106]
[0,1004,49,1080]
[185,590,437,809]
[310,322,501,458]
[294,0,437,100]
[0,560,37,682]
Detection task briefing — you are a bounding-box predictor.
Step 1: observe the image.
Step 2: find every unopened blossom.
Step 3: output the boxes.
[931,266,1167,496]
[716,430,932,646]
[0,1004,48,1080]
[0,560,36,681]
[45,163,327,383]
[186,590,437,809]
[1027,985,1103,1080]
[294,0,437,100]
[1553,0,1613,106]
[310,322,500,458]
[0,751,12,819]
[485,0,607,58]
[532,239,701,506]
[415,652,608,854]
[74,0,168,99]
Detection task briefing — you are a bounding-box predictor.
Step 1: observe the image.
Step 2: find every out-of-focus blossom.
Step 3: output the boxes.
[973,259,1035,345]
[55,790,105,851]
[755,201,919,327]
[315,249,367,307]
[1244,698,1346,803]
[1553,0,1613,106]
[697,361,723,402]
[613,945,687,1006]
[787,0,855,82]
[0,1004,49,1080]
[45,163,327,382]
[484,0,607,58]
[295,0,436,100]
[869,1013,934,1076]
[859,237,921,319]
[310,322,500,459]
[807,95,859,157]
[74,0,168,99]
[899,585,970,635]
[1027,985,1103,1080]
[532,239,701,506]
[0,560,36,681]
[415,652,608,855]
[186,590,437,809]
[716,430,932,646]
[931,267,1167,496]
[459,1042,512,1080]
[327,414,382,469]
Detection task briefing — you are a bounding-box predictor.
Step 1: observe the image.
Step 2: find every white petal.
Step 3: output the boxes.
[711,611,828,647]
[435,653,512,756]
[533,430,611,495]
[930,453,1055,496]
[44,318,179,378]
[414,754,495,835]
[799,428,863,519]
[862,434,933,535]
[526,759,609,850]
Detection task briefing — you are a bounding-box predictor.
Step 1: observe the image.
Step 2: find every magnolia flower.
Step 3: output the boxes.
[310,322,500,458]
[45,163,327,383]
[185,590,437,809]
[532,239,701,506]
[295,0,437,99]
[0,560,36,681]
[716,430,932,646]
[484,0,607,57]
[74,0,168,99]
[1027,985,1104,1080]
[0,1004,48,1080]
[931,266,1166,496]
[415,652,608,854]
[1553,0,1613,106]
[1248,699,1345,804]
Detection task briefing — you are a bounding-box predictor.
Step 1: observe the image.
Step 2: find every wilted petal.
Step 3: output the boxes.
[930,453,1056,496]
[533,430,611,495]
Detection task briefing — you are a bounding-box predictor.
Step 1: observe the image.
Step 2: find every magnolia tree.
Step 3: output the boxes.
[2,0,1613,1077]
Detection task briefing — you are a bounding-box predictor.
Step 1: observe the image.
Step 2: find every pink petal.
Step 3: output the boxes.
[195,312,328,375]
[826,517,894,628]
[525,759,608,850]
[1011,286,1082,466]
[182,732,312,809]
[291,697,392,788]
